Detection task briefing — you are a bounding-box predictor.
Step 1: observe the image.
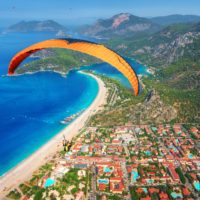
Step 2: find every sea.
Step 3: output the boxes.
[0,31,148,176]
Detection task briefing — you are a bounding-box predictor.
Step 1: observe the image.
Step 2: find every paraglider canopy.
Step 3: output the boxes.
[8,38,139,95]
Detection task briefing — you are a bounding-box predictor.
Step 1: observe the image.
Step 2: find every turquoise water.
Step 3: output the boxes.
[0,70,98,176]
[0,25,101,178]
[194,181,200,191]
[169,145,178,152]
[0,32,56,75]
[104,167,112,173]
[0,31,148,177]
[152,127,157,132]
[145,151,152,156]
[171,192,183,198]
[146,179,154,184]
[143,188,148,193]
[81,58,149,90]
[188,153,193,159]
[44,178,55,188]
[97,179,109,184]
[131,170,139,182]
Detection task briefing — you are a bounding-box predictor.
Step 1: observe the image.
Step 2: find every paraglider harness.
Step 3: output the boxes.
[62,135,72,152]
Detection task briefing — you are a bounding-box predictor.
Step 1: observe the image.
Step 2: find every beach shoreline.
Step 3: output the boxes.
[0,72,107,197]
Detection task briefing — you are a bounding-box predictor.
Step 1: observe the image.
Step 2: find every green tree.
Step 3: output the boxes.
[175,167,186,184]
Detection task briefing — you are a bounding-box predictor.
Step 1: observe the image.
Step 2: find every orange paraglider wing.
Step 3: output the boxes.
[8,38,139,95]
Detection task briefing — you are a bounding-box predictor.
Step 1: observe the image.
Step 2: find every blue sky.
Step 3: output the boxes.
[0,0,200,26]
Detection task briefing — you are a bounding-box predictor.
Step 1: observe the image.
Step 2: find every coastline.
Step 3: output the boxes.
[0,72,108,197]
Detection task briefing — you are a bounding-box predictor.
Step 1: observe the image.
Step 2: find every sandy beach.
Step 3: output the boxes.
[0,72,107,197]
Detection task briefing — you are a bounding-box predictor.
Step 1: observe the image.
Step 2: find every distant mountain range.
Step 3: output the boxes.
[7,20,67,33]
[78,13,200,38]
[150,14,200,26]
[78,13,161,38]
[6,13,200,37]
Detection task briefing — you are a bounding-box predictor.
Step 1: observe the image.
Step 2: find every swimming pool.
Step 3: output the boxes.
[171,192,183,199]
[104,167,112,173]
[97,179,109,184]
[145,151,152,156]
[152,127,157,132]
[146,179,154,184]
[169,145,178,153]
[143,188,148,193]
[194,181,200,191]
[44,178,55,188]
[188,153,193,159]
[131,170,139,182]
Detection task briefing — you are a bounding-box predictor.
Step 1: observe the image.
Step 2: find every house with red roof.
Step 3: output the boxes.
[182,187,191,196]
[190,173,197,180]
[140,195,151,200]
[126,166,132,174]
[165,155,174,162]
[99,183,107,191]
[149,188,159,194]
[112,139,122,144]
[72,143,82,152]
[109,177,125,194]
[136,188,144,194]
[115,168,123,177]
[159,191,169,199]
[168,164,180,182]
[191,127,198,133]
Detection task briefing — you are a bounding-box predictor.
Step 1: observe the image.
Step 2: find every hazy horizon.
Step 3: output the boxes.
[1,13,200,29]
[1,0,200,27]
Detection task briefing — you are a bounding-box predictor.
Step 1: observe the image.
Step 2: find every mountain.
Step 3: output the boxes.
[7,20,67,32]
[107,22,200,67]
[150,14,200,26]
[16,49,100,75]
[78,13,161,38]
[104,21,200,122]
[134,22,200,66]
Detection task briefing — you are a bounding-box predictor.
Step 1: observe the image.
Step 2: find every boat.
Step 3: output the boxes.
[60,110,84,124]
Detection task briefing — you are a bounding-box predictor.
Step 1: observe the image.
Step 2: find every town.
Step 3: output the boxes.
[7,124,200,200]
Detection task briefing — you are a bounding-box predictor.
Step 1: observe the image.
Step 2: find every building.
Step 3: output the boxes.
[110,177,125,194]
[168,164,180,182]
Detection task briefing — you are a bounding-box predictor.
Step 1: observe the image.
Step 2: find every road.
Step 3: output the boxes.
[89,164,97,200]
